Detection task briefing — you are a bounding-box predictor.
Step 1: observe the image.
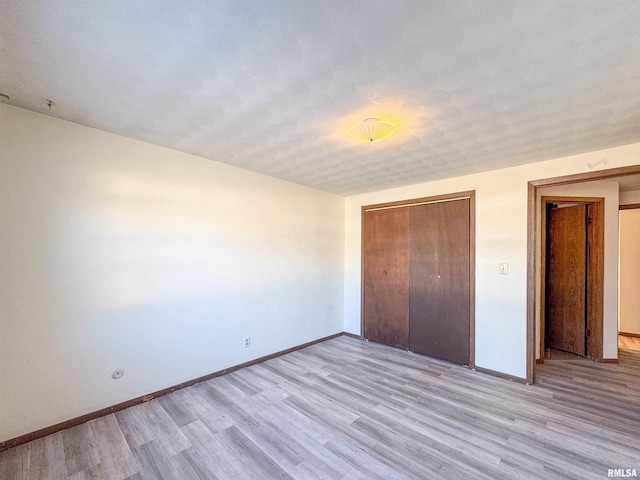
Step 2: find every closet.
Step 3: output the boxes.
[362,193,473,366]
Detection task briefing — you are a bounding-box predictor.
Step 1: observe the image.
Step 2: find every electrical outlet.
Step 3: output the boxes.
[111,369,124,380]
[243,336,251,348]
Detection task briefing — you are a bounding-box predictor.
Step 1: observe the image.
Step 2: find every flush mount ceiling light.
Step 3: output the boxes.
[352,117,394,143]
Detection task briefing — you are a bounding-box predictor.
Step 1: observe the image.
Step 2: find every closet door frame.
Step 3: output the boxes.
[361,190,476,368]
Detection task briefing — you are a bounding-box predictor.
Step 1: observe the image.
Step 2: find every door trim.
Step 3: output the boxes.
[526,164,640,384]
[539,196,604,362]
[620,203,640,210]
[361,190,476,368]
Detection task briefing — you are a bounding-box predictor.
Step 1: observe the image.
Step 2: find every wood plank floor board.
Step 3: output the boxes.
[372,403,505,469]
[282,394,373,448]
[157,391,199,428]
[178,389,234,435]
[619,335,640,351]
[225,383,283,420]
[65,416,138,480]
[371,403,517,479]
[88,415,132,461]
[259,358,311,385]
[210,376,258,406]
[401,399,511,451]
[398,384,520,438]
[321,438,411,480]
[180,420,245,479]
[292,441,353,480]
[169,447,219,480]
[535,399,638,437]
[119,401,191,457]
[505,437,603,480]
[216,425,292,480]
[278,384,361,428]
[24,433,67,480]
[444,370,554,404]
[61,422,100,477]
[243,386,291,412]
[198,381,237,409]
[403,406,586,478]
[123,474,143,480]
[497,456,551,480]
[276,354,332,380]
[223,372,264,397]
[67,452,140,480]
[351,415,504,480]
[544,418,639,453]
[256,401,336,446]
[74,414,139,480]
[295,373,381,414]
[229,367,289,396]
[114,405,158,452]
[529,421,639,469]
[539,366,640,392]
[132,440,181,480]
[235,416,307,471]
[2,335,640,479]
[409,382,522,425]
[289,459,343,480]
[246,363,291,386]
[0,442,30,480]
[360,436,462,480]
[277,425,352,480]
[324,372,416,413]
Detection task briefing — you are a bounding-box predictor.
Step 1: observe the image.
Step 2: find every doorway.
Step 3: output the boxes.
[527,165,640,384]
[540,197,604,362]
[618,204,640,353]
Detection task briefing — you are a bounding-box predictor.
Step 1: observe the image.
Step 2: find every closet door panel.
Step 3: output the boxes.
[409,200,470,365]
[363,208,410,348]
[408,203,438,354]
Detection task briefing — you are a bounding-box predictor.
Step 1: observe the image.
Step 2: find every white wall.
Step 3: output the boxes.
[620,189,640,205]
[344,143,640,379]
[619,208,640,335]
[0,104,345,442]
[536,182,620,360]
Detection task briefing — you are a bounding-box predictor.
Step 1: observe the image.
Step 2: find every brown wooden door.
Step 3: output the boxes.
[545,204,587,355]
[409,199,470,365]
[363,208,410,348]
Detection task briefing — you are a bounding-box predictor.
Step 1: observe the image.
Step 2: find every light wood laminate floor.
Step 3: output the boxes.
[619,334,640,352]
[1,336,639,479]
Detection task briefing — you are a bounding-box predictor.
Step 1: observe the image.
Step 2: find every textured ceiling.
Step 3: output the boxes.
[2,1,640,195]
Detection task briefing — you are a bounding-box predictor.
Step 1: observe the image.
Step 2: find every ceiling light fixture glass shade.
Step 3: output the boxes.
[352,118,394,143]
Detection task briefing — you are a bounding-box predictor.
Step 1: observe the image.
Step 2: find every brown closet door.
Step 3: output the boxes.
[545,204,587,355]
[363,208,410,348]
[409,199,470,365]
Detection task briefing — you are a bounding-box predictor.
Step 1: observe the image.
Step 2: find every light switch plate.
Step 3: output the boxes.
[499,263,509,275]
